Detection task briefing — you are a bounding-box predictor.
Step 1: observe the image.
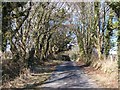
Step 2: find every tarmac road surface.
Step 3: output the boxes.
[39,61,98,89]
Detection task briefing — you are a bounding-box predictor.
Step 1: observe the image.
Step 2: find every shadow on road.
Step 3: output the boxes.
[55,62,87,72]
[43,63,87,85]
[44,72,77,84]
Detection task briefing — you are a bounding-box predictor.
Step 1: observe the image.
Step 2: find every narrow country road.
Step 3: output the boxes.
[39,61,98,89]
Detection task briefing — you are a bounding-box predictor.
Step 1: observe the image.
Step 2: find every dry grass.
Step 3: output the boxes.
[77,60,118,88]
[2,68,50,88]
[2,60,63,88]
[84,66,118,88]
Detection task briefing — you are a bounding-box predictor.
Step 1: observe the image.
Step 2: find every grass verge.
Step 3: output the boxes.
[2,60,63,88]
[76,60,118,88]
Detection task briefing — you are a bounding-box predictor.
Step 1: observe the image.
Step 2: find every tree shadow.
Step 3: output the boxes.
[42,64,88,85]
[55,63,87,72]
[43,72,78,84]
